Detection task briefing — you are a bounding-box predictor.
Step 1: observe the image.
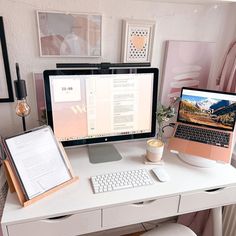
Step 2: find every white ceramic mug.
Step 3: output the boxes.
[146,139,164,162]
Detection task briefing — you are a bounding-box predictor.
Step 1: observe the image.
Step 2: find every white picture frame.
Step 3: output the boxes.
[121,19,155,63]
[36,11,102,57]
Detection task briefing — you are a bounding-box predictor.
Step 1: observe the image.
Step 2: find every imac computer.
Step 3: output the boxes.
[44,68,158,163]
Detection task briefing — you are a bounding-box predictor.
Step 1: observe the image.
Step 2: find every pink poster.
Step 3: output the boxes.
[33,73,46,124]
[37,11,102,57]
[161,40,215,106]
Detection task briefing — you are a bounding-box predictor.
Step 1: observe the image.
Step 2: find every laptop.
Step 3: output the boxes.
[168,87,236,163]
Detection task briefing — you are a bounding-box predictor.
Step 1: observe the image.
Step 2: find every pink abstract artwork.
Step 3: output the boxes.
[37,11,102,57]
[33,73,46,124]
[161,40,215,106]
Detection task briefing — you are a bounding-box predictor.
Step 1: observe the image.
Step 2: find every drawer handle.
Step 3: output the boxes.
[45,215,73,222]
[205,187,225,193]
[133,199,156,206]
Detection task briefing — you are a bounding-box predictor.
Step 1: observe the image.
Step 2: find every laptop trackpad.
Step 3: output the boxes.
[185,141,212,158]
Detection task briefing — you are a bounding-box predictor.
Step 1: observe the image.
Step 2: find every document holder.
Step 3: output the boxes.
[3,126,79,207]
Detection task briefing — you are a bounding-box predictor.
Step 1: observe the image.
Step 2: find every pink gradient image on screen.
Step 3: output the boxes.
[161,40,215,106]
[50,77,88,140]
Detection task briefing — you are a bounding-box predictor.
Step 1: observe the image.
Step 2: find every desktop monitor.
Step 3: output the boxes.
[44,68,158,163]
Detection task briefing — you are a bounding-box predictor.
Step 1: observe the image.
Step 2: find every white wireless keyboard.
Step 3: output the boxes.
[90,169,154,194]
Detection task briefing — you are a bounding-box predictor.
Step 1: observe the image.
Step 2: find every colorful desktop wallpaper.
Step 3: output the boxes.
[179,95,236,130]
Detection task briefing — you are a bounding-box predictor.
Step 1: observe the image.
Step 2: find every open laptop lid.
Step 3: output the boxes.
[177,87,236,132]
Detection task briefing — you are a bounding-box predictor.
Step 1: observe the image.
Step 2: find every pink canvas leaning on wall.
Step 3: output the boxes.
[33,73,46,125]
[161,40,215,106]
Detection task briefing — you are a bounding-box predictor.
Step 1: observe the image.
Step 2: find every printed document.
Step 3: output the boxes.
[5,126,71,200]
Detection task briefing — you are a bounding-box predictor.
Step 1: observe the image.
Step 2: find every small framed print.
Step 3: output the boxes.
[121,19,155,63]
[0,17,14,103]
[37,11,102,57]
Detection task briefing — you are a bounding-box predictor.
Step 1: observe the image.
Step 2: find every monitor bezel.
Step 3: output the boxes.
[177,87,236,132]
[44,68,159,147]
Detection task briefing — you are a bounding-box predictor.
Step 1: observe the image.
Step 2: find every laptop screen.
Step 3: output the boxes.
[177,87,236,131]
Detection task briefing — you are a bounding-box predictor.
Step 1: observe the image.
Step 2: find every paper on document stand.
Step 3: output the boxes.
[5,126,71,200]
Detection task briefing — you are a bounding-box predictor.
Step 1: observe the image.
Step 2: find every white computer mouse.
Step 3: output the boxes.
[152,167,170,182]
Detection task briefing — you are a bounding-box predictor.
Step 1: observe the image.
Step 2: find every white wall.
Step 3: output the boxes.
[0,0,235,137]
[209,2,236,87]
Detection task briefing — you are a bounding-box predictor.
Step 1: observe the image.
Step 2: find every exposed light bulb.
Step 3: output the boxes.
[14,63,31,131]
[15,98,31,117]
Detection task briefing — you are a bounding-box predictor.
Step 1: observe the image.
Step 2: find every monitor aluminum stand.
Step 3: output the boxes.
[88,144,122,163]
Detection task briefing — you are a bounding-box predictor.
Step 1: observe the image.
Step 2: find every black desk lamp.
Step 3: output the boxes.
[14,63,30,131]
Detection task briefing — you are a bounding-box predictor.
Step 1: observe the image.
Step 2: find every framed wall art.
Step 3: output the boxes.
[121,19,155,63]
[0,17,14,103]
[37,11,102,57]
[161,40,215,107]
[33,72,46,125]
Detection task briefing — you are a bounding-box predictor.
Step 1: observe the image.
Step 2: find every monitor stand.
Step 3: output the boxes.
[178,152,217,168]
[88,144,122,164]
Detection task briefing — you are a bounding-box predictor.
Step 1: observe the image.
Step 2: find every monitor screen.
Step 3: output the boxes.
[178,87,236,131]
[44,68,158,148]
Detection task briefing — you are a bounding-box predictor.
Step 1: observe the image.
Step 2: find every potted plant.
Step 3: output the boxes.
[146,97,180,163]
[156,97,180,140]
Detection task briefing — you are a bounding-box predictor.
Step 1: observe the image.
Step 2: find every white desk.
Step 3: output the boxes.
[2,141,236,236]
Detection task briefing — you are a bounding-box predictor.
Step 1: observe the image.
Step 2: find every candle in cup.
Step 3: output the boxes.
[146,139,164,162]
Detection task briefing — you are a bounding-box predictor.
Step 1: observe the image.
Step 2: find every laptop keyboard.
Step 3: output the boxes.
[174,124,230,148]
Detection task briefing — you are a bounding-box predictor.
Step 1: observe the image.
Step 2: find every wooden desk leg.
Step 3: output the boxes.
[212,207,222,236]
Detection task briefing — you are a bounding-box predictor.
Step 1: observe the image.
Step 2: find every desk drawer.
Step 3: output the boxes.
[179,186,236,213]
[103,196,179,228]
[7,210,101,236]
